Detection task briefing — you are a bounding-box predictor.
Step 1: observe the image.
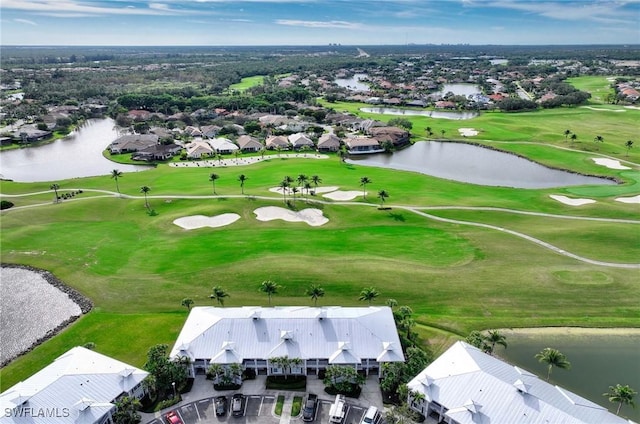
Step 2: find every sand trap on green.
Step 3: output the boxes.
[458,128,479,136]
[550,195,595,206]
[174,213,241,229]
[615,194,640,204]
[323,190,364,201]
[591,158,631,170]
[254,206,328,226]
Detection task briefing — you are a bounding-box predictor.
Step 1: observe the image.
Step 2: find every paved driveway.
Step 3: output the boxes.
[148,395,279,424]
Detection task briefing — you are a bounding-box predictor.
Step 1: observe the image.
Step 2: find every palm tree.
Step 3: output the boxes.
[535,347,571,381]
[207,363,224,384]
[440,129,445,138]
[625,140,633,156]
[291,186,299,204]
[385,298,398,308]
[111,169,123,194]
[378,189,389,208]
[140,186,151,209]
[209,286,229,306]
[410,390,427,412]
[594,135,604,150]
[297,174,308,193]
[425,126,433,137]
[564,129,571,141]
[360,176,371,200]
[484,330,507,355]
[305,284,325,306]
[359,287,379,305]
[311,175,322,192]
[303,182,312,200]
[603,384,637,416]
[260,280,280,306]
[570,133,578,143]
[181,298,194,311]
[238,174,248,194]
[50,183,60,203]
[209,173,220,194]
[279,178,290,202]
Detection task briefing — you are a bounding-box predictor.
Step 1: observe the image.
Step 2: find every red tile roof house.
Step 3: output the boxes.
[126,109,153,121]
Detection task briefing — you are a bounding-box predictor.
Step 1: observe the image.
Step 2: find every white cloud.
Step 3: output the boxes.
[1,0,196,16]
[485,0,636,24]
[14,17,37,25]
[275,19,362,29]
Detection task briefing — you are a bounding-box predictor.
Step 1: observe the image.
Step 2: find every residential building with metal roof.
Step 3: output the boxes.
[169,306,404,378]
[0,347,148,424]
[407,341,631,424]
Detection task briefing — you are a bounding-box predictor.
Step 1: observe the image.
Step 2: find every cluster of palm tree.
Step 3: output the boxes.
[465,330,508,355]
[207,362,243,386]
[279,174,322,203]
[269,355,303,380]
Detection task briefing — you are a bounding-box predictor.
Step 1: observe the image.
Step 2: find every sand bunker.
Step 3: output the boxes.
[174,213,241,229]
[458,128,479,137]
[591,158,631,170]
[254,206,328,226]
[323,190,365,201]
[550,195,596,206]
[615,194,640,204]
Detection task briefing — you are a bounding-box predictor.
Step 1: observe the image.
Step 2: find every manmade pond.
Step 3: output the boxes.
[0,118,151,182]
[347,141,616,189]
[498,329,640,421]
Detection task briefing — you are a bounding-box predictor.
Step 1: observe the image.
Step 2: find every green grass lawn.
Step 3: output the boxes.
[227,75,266,92]
[567,76,616,104]
[1,105,639,391]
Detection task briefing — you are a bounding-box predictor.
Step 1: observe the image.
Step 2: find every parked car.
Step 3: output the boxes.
[360,406,379,424]
[329,394,346,423]
[302,393,318,421]
[215,395,228,416]
[165,410,183,424]
[231,393,245,417]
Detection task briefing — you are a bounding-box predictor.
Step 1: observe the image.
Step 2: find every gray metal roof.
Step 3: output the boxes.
[169,306,404,364]
[0,347,148,424]
[407,341,631,424]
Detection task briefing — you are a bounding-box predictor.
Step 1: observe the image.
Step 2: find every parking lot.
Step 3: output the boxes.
[148,395,279,424]
[148,394,383,424]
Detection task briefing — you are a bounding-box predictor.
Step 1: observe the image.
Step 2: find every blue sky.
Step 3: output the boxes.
[1,0,639,46]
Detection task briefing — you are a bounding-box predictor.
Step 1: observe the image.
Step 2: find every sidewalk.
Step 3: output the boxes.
[141,373,384,423]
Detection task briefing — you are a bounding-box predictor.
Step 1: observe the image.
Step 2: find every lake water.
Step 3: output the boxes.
[439,83,481,97]
[0,118,151,182]
[498,330,640,421]
[360,107,478,120]
[347,141,616,188]
[334,73,370,91]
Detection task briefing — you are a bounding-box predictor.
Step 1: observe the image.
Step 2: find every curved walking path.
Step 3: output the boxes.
[1,189,639,268]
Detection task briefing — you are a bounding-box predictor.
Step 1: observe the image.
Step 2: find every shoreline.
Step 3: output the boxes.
[0,263,93,367]
[496,326,640,337]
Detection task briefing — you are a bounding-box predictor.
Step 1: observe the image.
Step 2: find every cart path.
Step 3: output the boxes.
[2,189,639,268]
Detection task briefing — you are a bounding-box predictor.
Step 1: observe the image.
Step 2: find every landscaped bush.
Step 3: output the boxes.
[324,383,361,398]
[0,200,14,210]
[266,375,306,390]
[213,382,241,391]
[154,395,181,412]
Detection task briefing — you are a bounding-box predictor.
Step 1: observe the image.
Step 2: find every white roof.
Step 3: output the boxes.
[407,341,630,424]
[208,137,239,152]
[170,306,404,364]
[0,347,148,424]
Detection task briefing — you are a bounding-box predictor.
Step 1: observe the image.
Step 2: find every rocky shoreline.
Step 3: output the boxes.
[0,264,92,367]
